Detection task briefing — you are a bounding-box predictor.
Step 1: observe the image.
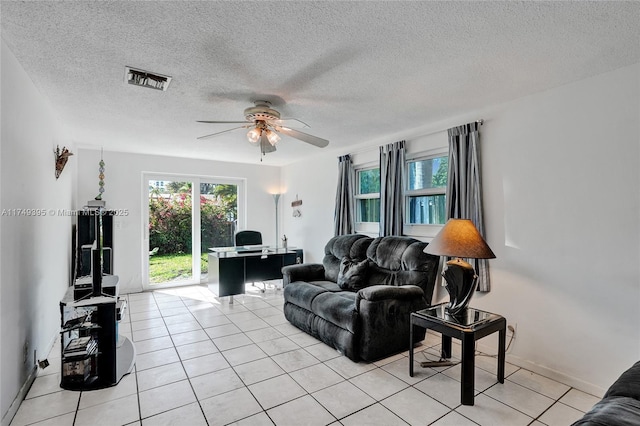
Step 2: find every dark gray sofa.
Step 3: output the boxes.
[282,234,439,362]
[572,361,640,425]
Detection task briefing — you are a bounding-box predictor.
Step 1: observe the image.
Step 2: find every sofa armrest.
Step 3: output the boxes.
[604,360,640,400]
[356,285,425,304]
[282,263,325,287]
[355,285,429,361]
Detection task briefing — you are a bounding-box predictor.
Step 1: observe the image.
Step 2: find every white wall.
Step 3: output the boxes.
[281,63,640,395]
[1,40,74,423]
[477,63,640,395]
[75,149,281,293]
[280,155,337,264]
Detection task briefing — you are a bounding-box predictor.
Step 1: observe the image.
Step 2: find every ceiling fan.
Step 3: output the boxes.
[197,101,329,156]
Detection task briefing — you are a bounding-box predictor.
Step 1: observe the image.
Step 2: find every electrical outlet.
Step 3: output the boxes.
[507,323,517,338]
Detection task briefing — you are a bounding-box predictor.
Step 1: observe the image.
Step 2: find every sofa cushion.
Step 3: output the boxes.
[311,291,358,333]
[337,257,371,291]
[309,280,343,293]
[283,281,328,311]
[323,235,373,282]
[366,236,439,301]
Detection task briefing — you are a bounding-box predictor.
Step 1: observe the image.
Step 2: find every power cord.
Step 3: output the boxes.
[476,325,516,358]
[418,325,516,367]
[419,352,459,368]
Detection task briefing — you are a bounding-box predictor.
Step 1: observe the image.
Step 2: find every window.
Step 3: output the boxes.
[352,149,448,238]
[355,166,380,223]
[405,155,448,225]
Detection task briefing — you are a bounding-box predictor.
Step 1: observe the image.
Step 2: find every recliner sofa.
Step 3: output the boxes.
[572,361,640,425]
[282,234,440,361]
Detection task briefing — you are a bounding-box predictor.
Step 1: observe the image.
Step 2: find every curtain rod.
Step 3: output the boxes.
[345,119,484,157]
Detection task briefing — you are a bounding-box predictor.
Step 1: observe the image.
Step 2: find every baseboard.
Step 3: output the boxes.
[1,332,58,426]
[1,365,37,426]
[475,340,606,398]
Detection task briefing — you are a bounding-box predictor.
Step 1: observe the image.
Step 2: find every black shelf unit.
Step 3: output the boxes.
[59,276,134,391]
[60,311,100,389]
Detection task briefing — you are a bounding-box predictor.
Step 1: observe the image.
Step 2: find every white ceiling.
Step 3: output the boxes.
[2,1,639,166]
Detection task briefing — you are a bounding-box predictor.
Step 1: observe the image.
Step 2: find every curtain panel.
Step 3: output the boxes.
[446,122,491,291]
[334,154,355,236]
[379,140,406,236]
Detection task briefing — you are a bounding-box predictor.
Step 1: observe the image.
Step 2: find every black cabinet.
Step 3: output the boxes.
[245,253,295,281]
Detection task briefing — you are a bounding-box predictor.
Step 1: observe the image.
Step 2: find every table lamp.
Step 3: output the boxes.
[424,218,495,316]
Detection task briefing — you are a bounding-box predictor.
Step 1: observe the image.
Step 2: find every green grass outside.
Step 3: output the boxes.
[149,253,208,284]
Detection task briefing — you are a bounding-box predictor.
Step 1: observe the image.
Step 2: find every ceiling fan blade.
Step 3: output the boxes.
[197,125,251,140]
[197,120,252,124]
[274,126,329,148]
[268,118,310,128]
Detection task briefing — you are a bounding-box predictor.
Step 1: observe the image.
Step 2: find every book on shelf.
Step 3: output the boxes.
[64,336,97,358]
[62,314,90,331]
[65,342,97,358]
[62,356,95,381]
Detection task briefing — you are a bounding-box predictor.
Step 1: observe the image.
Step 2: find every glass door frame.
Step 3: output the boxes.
[142,172,246,290]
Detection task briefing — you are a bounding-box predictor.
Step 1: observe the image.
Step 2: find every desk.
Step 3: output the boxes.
[409,303,506,406]
[208,247,302,299]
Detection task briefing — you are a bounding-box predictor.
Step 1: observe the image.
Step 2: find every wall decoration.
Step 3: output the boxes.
[54,145,73,179]
[95,148,105,200]
[291,195,302,218]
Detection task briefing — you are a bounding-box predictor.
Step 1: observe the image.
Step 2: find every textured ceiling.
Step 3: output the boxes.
[2,1,639,166]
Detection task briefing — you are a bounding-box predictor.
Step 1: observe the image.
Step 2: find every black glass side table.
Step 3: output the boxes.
[409,303,506,406]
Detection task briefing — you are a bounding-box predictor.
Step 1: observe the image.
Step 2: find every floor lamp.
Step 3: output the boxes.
[273,193,281,248]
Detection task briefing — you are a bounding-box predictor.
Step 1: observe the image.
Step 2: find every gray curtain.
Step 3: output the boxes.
[446,122,491,291]
[334,154,355,236]
[379,140,405,236]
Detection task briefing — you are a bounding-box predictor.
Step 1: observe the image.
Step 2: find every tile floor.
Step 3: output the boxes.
[11,283,600,426]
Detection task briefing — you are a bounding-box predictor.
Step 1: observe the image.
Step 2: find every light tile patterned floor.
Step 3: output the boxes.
[11,284,600,426]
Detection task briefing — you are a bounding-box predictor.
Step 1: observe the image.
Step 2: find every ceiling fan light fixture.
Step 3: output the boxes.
[265,129,280,146]
[197,101,330,151]
[247,128,261,144]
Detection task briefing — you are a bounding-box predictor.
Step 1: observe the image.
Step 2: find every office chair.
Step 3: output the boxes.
[235,230,262,247]
[234,230,267,292]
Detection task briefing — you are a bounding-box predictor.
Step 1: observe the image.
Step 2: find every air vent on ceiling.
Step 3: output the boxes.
[124,66,172,91]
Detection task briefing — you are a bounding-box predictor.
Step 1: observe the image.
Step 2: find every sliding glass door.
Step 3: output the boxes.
[143,173,243,289]
[198,181,238,278]
[147,179,194,285]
